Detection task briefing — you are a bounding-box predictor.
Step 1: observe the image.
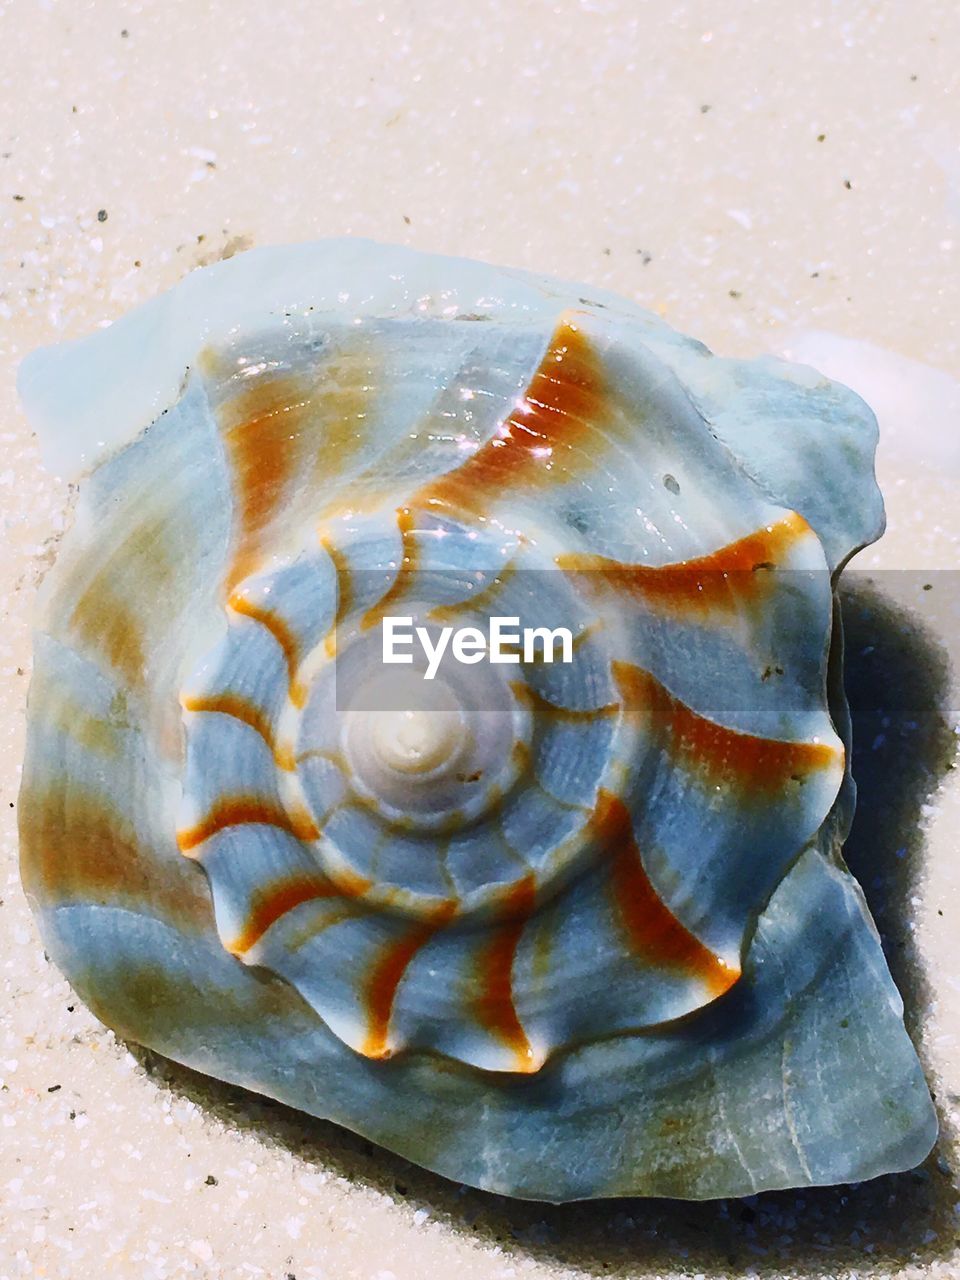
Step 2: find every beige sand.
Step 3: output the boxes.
[1,1,958,1276]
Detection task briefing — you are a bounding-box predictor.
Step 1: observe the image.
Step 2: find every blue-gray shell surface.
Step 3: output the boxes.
[17,239,936,1201]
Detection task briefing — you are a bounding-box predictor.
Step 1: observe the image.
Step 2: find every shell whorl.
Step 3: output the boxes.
[158,309,844,1074]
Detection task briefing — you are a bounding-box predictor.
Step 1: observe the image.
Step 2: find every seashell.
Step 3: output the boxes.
[18,240,936,1201]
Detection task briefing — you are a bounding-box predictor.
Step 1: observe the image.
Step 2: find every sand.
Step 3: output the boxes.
[1,1,959,1276]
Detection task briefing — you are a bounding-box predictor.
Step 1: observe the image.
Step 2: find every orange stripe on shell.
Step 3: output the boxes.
[611,660,843,793]
[360,901,458,1060]
[409,315,606,517]
[227,591,307,707]
[181,691,295,771]
[590,789,738,998]
[471,874,540,1072]
[177,797,319,855]
[225,873,342,956]
[558,512,815,618]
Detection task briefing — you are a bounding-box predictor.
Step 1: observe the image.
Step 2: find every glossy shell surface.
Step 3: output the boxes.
[18,239,936,1200]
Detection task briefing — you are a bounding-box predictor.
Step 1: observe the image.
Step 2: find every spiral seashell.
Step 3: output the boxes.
[18,240,936,1200]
